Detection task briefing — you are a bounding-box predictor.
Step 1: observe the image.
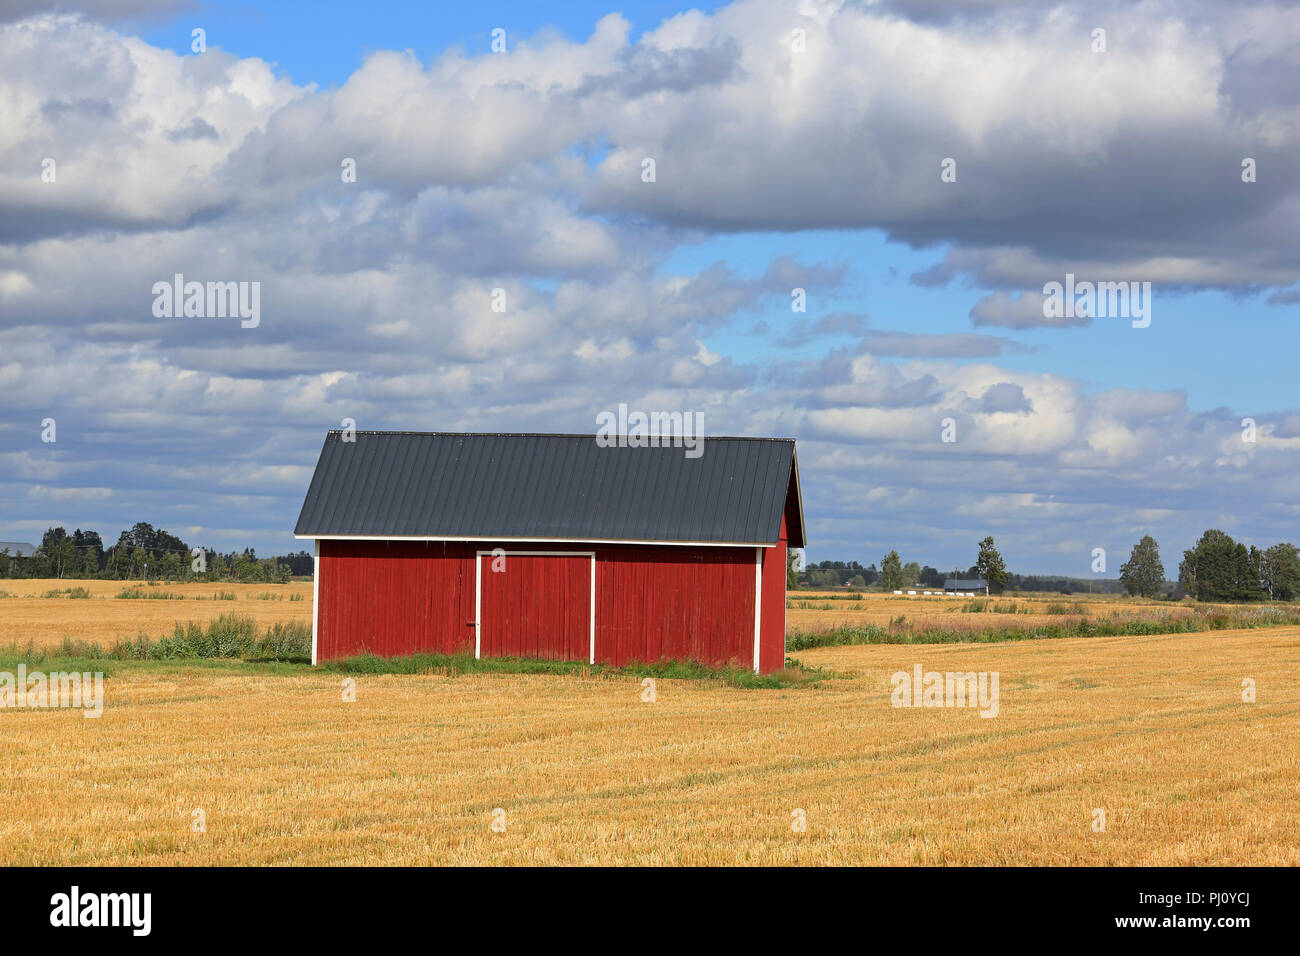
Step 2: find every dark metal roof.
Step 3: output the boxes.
[0,541,37,557]
[295,431,805,547]
[944,578,987,590]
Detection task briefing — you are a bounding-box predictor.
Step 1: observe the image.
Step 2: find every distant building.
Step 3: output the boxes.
[944,578,988,593]
[0,541,37,558]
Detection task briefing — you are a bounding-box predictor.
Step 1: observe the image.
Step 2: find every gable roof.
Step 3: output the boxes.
[0,541,37,557]
[944,578,988,589]
[295,431,805,548]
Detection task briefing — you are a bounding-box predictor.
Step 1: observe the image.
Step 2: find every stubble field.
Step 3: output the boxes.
[1,582,1296,865]
[0,578,313,650]
[785,589,1219,634]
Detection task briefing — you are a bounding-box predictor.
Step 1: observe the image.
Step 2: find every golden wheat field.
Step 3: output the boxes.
[785,589,1208,634]
[2,577,1297,864]
[0,578,313,650]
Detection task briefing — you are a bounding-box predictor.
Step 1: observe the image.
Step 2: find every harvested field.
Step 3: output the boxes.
[785,590,1230,635]
[1,626,1296,865]
[0,579,312,651]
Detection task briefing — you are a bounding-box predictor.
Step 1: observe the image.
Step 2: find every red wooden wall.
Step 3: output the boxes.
[595,546,754,669]
[316,540,472,659]
[479,553,591,660]
[316,538,786,672]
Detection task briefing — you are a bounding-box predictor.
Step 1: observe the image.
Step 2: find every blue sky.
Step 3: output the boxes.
[2,0,1299,576]
[665,231,1291,415]
[139,0,726,87]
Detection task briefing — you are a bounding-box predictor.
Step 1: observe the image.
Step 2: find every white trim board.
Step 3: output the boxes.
[473,550,597,665]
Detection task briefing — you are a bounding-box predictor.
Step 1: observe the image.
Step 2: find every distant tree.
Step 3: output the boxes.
[129,546,150,578]
[159,550,185,580]
[1177,550,1198,599]
[105,522,189,568]
[786,549,802,589]
[1259,543,1300,601]
[974,536,1008,595]
[1234,542,1261,601]
[848,574,866,588]
[1181,530,1260,602]
[880,550,904,591]
[71,529,104,574]
[74,542,98,576]
[919,566,943,588]
[809,569,839,588]
[901,561,921,586]
[38,527,77,579]
[1180,530,1237,598]
[274,550,315,577]
[1119,535,1165,598]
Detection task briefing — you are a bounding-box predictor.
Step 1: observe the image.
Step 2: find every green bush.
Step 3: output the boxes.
[41,586,92,599]
[116,587,185,599]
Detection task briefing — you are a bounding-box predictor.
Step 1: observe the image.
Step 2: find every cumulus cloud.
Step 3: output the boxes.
[0,1,192,22]
[970,290,1090,329]
[858,330,1020,358]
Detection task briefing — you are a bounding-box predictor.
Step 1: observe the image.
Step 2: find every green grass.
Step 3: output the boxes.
[321,651,837,688]
[1044,601,1087,615]
[960,599,1028,614]
[40,586,92,599]
[0,621,833,689]
[115,587,186,600]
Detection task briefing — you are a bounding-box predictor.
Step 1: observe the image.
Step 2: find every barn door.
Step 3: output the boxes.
[476,552,594,663]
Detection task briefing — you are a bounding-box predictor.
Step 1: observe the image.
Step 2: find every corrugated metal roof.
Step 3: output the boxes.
[0,541,37,557]
[295,431,804,546]
[944,578,988,590]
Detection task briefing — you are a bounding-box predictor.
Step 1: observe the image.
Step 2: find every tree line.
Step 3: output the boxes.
[791,530,1300,603]
[791,536,1011,594]
[0,523,314,582]
[1175,530,1300,602]
[1111,531,1300,601]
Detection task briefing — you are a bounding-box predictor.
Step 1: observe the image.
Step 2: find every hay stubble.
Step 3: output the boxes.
[2,626,1296,865]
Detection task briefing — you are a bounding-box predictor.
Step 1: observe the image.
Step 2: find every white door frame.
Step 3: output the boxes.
[474,550,597,665]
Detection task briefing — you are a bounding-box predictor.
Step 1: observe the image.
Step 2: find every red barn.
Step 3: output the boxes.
[294,431,805,673]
